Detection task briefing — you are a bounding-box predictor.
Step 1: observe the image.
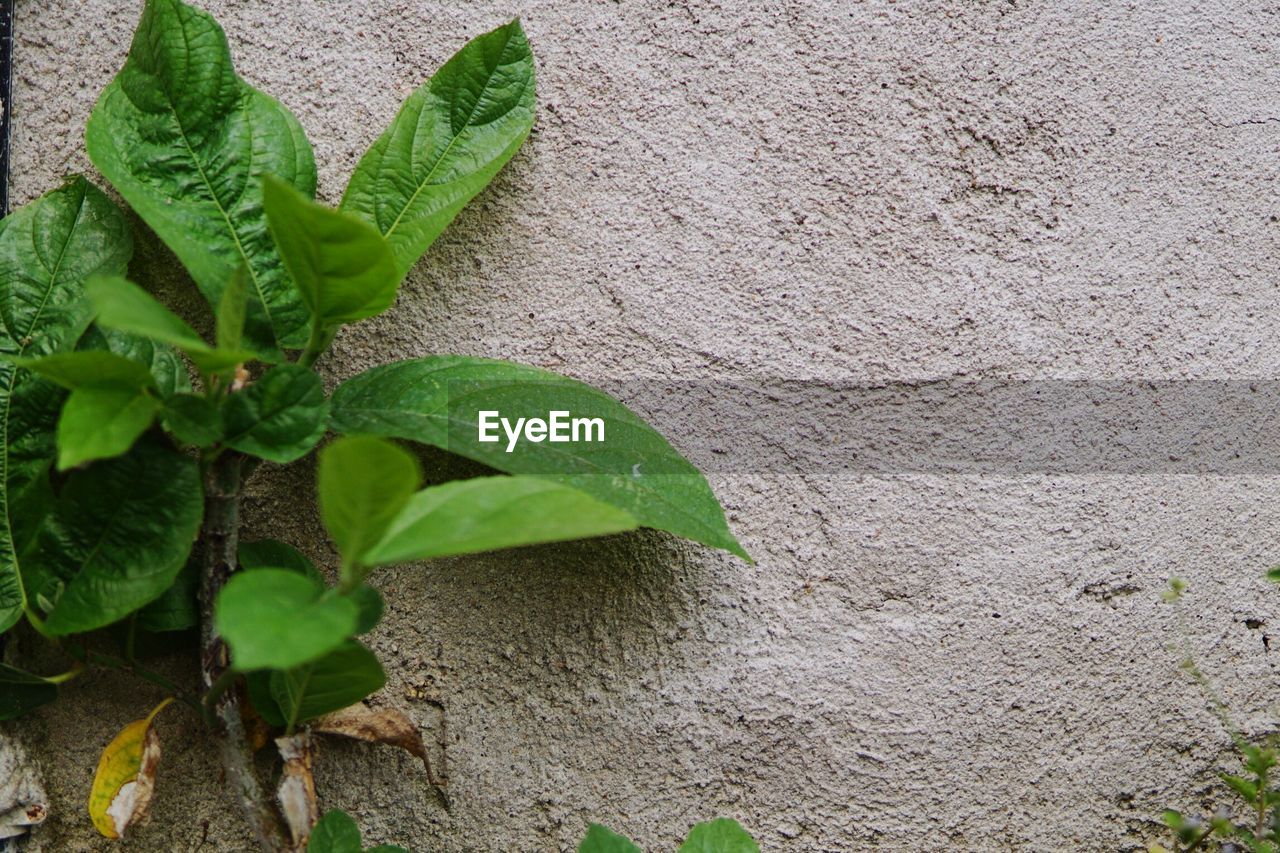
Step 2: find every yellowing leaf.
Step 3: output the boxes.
[88,698,173,839]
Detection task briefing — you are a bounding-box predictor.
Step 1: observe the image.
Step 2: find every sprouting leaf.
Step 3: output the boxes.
[86,275,255,373]
[32,437,203,635]
[578,824,642,853]
[239,539,324,584]
[1222,772,1259,804]
[270,640,385,729]
[340,19,535,279]
[161,393,225,448]
[364,476,637,567]
[85,0,317,353]
[223,363,329,462]
[263,176,399,332]
[216,569,359,671]
[678,819,759,853]
[330,356,748,559]
[0,663,58,721]
[56,387,162,470]
[14,350,154,391]
[318,436,420,576]
[0,177,132,633]
[88,698,173,839]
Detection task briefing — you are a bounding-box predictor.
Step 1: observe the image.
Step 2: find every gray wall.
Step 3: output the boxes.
[10,0,1280,849]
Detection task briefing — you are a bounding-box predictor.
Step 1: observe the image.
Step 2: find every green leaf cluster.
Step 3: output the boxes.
[579,818,758,853]
[0,0,749,845]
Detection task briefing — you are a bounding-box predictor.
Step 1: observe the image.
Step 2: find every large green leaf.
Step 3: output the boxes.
[0,177,132,633]
[136,554,199,632]
[216,569,358,671]
[78,326,191,398]
[239,538,323,583]
[678,819,759,853]
[85,0,317,352]
[32,437,203,635]
[264,176,399,333]
[269,640,385,728]
[365,476,637,566]
[329,357,748,559]
[340,20,535,278]
[578,825,642,853]
[223,363,328,462]
[318,436,420,574]
[14,349,154,391]
[56,388,162,470]
[0,663,58,720]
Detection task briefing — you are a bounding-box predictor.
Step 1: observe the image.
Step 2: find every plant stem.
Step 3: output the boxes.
[198,451,289,853]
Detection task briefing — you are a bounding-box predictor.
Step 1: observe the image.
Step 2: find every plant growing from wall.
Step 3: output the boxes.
[0,0,748,849]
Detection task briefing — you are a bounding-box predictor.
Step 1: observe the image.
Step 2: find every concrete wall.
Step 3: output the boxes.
[9,0,1280,849]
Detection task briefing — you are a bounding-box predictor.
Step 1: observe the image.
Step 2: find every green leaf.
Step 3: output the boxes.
[0,177,133,632]
[350,585,384,634]
[85,0,317,352]
[307,810,362,853]
[224,363,329,462]
[329,357,748,559]
[340,20,535,278]
[578,824,642,853]
[246,670,285,727]
[679,819,759,853]
[217,266,250,353]
[365,476,637,566]
[216,569,358,671]
[0,663,58,720]
[136,554,199,632]
[57,388,162,470]
[318,436,421,574]
[161,393,225,447]
[32,437,203,635]
[14,350,154,391]
[78,326,191,398]
[264,176,399,329]
[239,539,324,584]
[1223,772,1259,804]
[86,275,256,374]
[270,640,385,728]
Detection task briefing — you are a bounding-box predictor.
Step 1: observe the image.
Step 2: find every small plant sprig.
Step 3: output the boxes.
[1155,577,1280,853]
[0,0,748,849]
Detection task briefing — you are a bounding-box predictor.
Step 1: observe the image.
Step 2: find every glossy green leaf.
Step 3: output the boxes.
[264,176,399,330]
[0,177,132,632]
[578,825,642,853]
[224,363,328,462]
[318,436,420,573]
[365,476,637,566]
[340,20,535,278]
[678,819,759,853]
[85,0,316,352]
[216,569,358,671]
[270,640,385,728]
[14,350,154,391]
[0,663,59,720]
[330,356,748,559]
[32,437,202,635]
[56,388,162,470]
[161,393,224,447]
[239,539,323,584]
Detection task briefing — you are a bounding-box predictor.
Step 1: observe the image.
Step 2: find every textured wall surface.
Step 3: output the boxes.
[7,0,1280,850]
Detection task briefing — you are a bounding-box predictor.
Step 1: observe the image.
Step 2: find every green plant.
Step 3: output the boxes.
[1154,578,1280,853]
[578,817,758,853]
[0,0,747,849]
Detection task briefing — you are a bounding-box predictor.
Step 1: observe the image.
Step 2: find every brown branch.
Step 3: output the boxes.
[198,451,289,852]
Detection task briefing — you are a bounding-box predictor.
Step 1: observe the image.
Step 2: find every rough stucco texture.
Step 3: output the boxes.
[7,0,1280,850]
